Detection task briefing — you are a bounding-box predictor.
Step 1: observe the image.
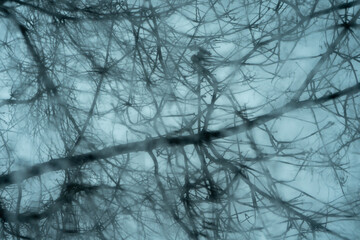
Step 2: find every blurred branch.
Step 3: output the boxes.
[0,83,359,188]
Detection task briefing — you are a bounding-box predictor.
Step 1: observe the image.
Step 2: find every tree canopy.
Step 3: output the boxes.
[0,0,360,239]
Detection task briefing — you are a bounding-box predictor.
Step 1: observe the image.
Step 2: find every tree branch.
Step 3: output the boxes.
[0,83,359,188]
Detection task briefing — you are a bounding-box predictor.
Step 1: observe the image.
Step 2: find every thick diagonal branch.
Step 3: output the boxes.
[0,83,359,188]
